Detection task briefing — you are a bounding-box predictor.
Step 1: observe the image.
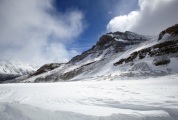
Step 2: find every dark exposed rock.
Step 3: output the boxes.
[0,74,20,83]
[33,63,62,76]
[69,31,147,64]
[129,62,150,71]
[158,24,178,40]
[125,56,133,63]
[59,61,96,80]
[34,75,58,83]
[150,40,178,56]
[153,56,170,66]
[114,39,178,66]
[114,52,139,66]
[59,68,83,80]
[114,24,178,67]
[130,51,138,59]
[139,52,146,59]
[34,61,97,82]
[114,58,125,66]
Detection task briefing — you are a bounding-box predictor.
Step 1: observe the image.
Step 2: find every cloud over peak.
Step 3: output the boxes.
[0,0,84,66]
[107,0,178,35]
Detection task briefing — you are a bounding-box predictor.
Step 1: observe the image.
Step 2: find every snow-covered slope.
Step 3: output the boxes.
[0,60,37,82]
[0,75,178,120]
[21,31,149,82]
[0,60,36,75]
[20,24,178,83]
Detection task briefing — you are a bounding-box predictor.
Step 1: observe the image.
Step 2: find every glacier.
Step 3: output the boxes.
[0,74,178,120]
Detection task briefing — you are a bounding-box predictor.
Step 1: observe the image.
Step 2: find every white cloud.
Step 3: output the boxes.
[0,0,84,66]
[107,0,178,35]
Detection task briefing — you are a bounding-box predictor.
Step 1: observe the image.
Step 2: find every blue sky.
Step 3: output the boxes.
[0,0,178,65]
[53,0,139,51]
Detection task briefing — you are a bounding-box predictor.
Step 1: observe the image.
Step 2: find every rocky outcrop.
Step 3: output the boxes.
[33,63,62,76]
[129,62,151,71]
[69,31,147,64]
[158,24,178,40]
[0,74,20,83]
[114,39,178,66]
[153,56,170,66]
[114,24,178,66]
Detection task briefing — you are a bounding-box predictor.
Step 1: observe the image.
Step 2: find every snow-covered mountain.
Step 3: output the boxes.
[0,60,37,82]
[16,24,178,83]
[1,24,178,120]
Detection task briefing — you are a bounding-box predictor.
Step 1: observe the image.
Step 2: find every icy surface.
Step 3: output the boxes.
[0,75,178,120]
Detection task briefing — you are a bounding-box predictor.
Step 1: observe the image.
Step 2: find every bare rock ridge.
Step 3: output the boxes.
[69,31,147,64]
[114,39,178,66]
[32,63,63,76]
[158,24,178,40]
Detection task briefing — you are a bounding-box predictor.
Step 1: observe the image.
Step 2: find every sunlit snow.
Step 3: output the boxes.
[0,74,178,120]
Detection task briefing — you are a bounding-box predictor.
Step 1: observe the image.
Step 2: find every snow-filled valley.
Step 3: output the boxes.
[0,74,178,120]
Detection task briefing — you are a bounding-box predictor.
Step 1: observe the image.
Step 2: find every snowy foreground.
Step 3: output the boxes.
[0,75,178,120]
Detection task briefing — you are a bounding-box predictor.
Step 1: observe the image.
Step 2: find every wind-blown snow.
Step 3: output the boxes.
[0,75,178,120]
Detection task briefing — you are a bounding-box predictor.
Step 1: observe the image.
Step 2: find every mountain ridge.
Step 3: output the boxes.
[3,24,178,83]
[0,59,37,82]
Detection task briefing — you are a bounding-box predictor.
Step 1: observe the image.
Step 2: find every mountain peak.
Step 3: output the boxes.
[69,31,148,64]
[107,31,147,41]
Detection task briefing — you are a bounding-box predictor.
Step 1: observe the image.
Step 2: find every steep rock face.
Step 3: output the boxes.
[114,24,178,67]
[114,39,178,66]
[158,24,178,40]
[69,31,147,64]
[32,63,63,76]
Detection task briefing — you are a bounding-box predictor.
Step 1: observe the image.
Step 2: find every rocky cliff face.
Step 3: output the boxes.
[114,24,178,66]
[69,31,147,64]
[158,24,178,40]
[32,63,63,76]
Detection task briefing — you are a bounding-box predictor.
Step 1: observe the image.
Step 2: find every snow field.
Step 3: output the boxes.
[0,74,178,120]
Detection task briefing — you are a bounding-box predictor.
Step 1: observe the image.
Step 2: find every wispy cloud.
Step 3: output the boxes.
[0,0,84,65]
[107,0,178,35]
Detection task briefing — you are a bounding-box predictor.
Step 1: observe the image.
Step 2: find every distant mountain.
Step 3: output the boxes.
[10,24,178,83]
[0,60,37,82]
